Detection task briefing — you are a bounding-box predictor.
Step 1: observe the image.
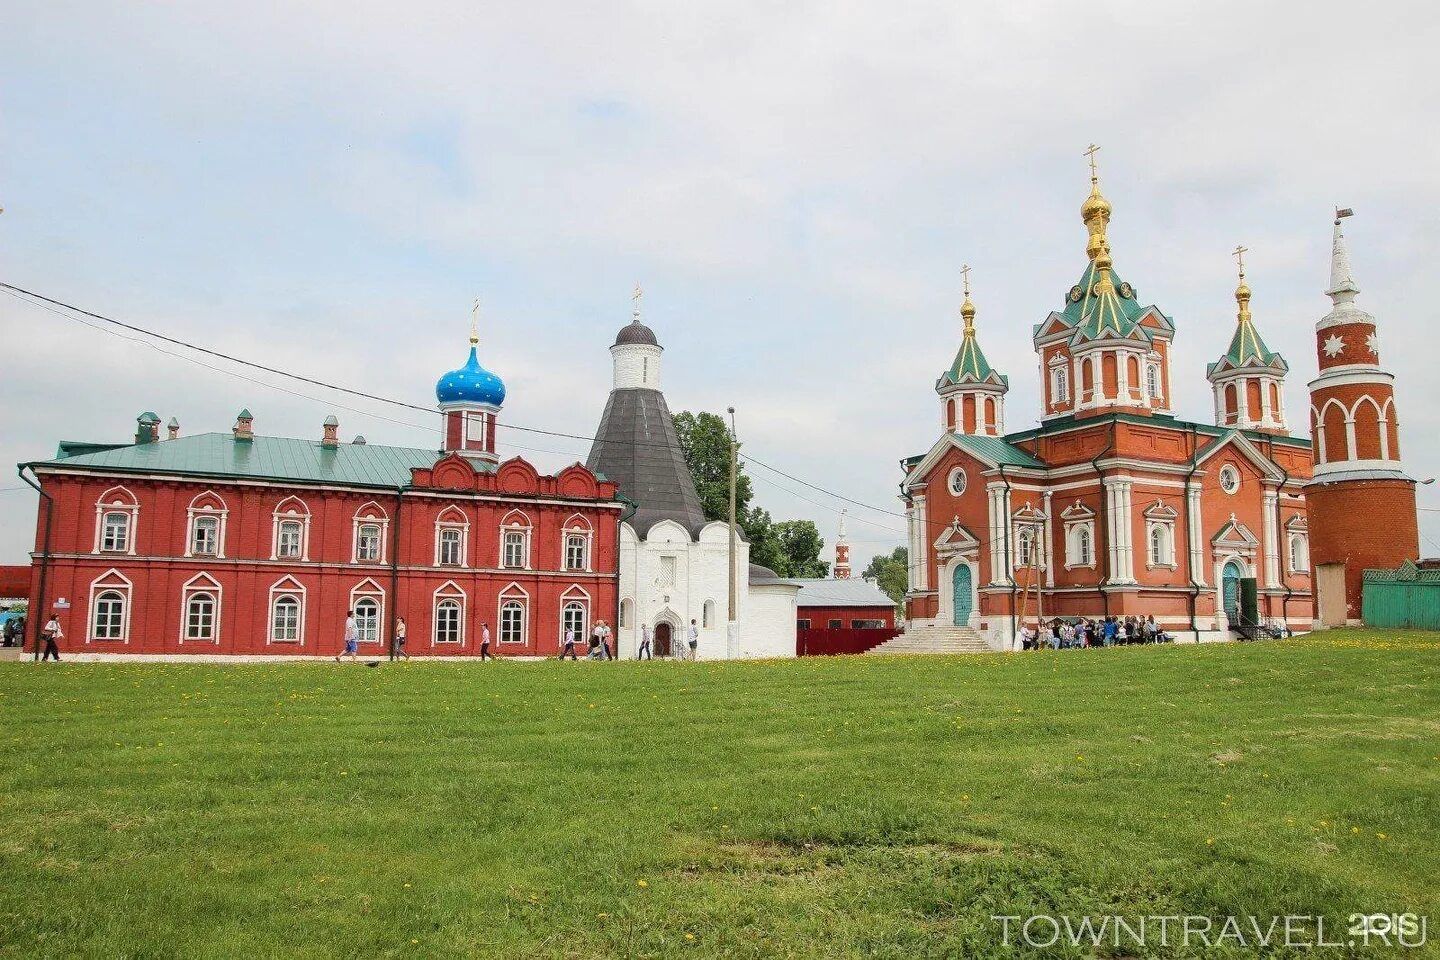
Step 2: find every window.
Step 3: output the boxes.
[1289,534,1310,573]
[1016,527,1035,568]
[1076,526,1092,566]
[92,591,126,640]
[502,531,527,569]
[435,599,462,644]
[500,600,526,644]
[947,467,967,497]
[277,521,303,559]
[1053,365,1070,404]
[1146,522,1175,568]
[619,599,632,629]
[565,533,587,571]
[438,528,463,566]
[827,619,843,629]
[853,619,885,629]
[354,598,380,644]
[185,592,216,641]
[271,595,301,642]
[191,516,219,556]
[703,599,715,628]
[356,523,382,562]
[465,412,487,447]
[562,601,586,643]
[797,619,812,630]
[1146,363,1161,399]
[1149,526,1165,566]
[1219,464,1241,495]
[101,512,130,552]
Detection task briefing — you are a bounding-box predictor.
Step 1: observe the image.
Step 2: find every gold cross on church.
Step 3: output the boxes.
[1233,244,1248,278]
[1084,143,1101,181]
[470,298,481,344]
[960,263,971,298]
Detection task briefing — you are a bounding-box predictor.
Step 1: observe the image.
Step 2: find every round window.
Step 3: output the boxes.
[1219,464,1241,495]
[948,467,968,497]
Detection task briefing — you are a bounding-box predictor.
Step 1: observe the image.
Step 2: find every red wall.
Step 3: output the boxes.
[796,604,895,630]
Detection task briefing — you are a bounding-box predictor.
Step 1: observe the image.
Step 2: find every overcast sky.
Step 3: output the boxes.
[3,1,1439,565]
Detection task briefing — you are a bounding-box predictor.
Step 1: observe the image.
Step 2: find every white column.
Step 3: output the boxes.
[905,504,918,589]
[1344,417,1357,462]
[914,495,928,591]
[1261,488,1280,588]
[1212,385,1223,426]
[987,486,1003,585]
[1259,378,1274,427]
[1104,480,1119,582]
[1187,481,1206,587]
[1042,491,1055,588]
[1117,481,1135,582]
[1115,351,1127,401]
[1000,486,1014,584]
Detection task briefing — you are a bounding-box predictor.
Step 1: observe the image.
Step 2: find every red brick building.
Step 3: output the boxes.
[902,165,1315,648]
[20,334,624,657]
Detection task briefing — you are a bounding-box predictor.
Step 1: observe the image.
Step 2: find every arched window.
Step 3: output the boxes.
[191,516,219,556]
[438,528,463,566]
[1146,522,1175,567]
[703,599,716,629]
[185,592,216,641]
[1054,365,1069,403]
[1016,528,1034,568]
[356,523,382,563]
[354,598,380,644]
[1146,363,1161,400]
[500,599,526,644]
[1149,526,1165,566]
[101,512,131,553]
[92,590,126,640]
[619,598,632,629]
[271,595,301,642]
[435,599,463,644]
[276,520,304,559]
[1076,525,1092,566]
[1289,534,1310,573]
[562,601,586,642]
[503,531,527,569]
[565,533,588,571]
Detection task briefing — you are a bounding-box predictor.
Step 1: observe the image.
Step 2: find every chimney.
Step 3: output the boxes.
[134,412,160,445]
[322,415,339,449]
[166,417,180,440]
[233,408,254,442]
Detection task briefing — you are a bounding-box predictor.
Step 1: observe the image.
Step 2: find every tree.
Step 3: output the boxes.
[863,547,908,607]
[772,520,829,578]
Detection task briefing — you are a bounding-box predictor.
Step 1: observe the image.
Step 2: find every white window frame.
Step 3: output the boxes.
[433,506,470,567]
[1146,362,1162,400]
[268,577,307,645]
[500,582,530,644]
[183,492,228,558]
[464,411,488,448]
[1288,532,1310,574]
[352,502,389,564]
[350,578,386,645]
[561,600,587,646]
[1065,521,1095,569]
[1145,520,1177,569]
[93,486,140,556]
[100,511,131,553]
[270,498,312,561]
[190,516,220,557]
[87,569,133,643]
[1049,355,1071,406]
[1012,523,1043,570]
[179,572,223,644]
[561,514,593,572]
[500,511,532,570]
[947,467,967,497]
[438,527,464,566]
[432,581,466,646]
[1219,464,1241,496]
[356,523,383,563]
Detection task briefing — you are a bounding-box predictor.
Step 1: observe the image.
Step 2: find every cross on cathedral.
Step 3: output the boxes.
[632,283,643,319]
[1233,244,1248,279]
[470,298,481,344]
[1084,143,1101,181]
[960,263,972,298]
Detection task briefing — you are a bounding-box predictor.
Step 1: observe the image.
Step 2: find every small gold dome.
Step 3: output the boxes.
[960,295,976,324]
[1081,185,1112,223]
[1235,280,1252,304]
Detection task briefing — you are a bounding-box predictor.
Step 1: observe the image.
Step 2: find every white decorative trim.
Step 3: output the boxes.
[271,496,312,562]
[179,572,223,644]
[267,576,307,645]
[559,583,591,646]
[434,504,470,567]
[184,491,228,559]
[349,578,386,645]
[87,568,134,643]
[433,580,467,646]
[352,500,390,565]
[498,581,530,644]
[93,485,140,556]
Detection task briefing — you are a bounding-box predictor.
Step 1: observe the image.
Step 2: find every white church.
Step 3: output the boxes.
[586,298,799,659]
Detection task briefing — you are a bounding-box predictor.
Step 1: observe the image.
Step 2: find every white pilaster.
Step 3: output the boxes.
[1262,489,1280,588]
[914,495,928,591]
[1042,490,1055,588]
[1117,481,1135,582]
[1187,482,1206,587]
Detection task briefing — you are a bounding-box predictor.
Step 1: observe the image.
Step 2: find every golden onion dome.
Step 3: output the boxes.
[1081,185,1112,223]
[1235,279,1252,304]
[960,295,976,326]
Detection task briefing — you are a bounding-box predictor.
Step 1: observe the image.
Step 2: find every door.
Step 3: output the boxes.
[952,564,973,625]
[1316,563,1347,627]
[654,622,673,657]
[1222,560,1242,624]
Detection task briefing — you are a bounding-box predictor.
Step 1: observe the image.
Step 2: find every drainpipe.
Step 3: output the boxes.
[1183,424,1202,634]
[1089,417,1118,621]
[389,486,404,655]
[16,465,53,662]
[1267,436,1295,636]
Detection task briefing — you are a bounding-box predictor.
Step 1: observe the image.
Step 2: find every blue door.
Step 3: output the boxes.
[1222,561,1242,623]
[952,564,972,625]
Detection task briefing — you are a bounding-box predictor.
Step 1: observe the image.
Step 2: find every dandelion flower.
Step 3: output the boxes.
[684,933,695,941]
[1206,838,1215,846]
[637,880,649,888]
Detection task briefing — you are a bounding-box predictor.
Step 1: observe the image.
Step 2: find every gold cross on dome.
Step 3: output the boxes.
[631,282,643,318]
[1084,143,1101,181]
[960,263,972,298]
[470,298,481,344]
[1232,244,1248,279]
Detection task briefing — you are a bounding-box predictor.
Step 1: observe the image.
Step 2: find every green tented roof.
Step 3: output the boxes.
[31,432,461,488]
[1207,315,1285,377]
[1057,262,1155,341]
[952,433,1045,468]
[939,330,1007,388]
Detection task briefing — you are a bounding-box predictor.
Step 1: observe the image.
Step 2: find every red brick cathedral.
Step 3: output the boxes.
[22,327,623,656]
[901,164,1414,647]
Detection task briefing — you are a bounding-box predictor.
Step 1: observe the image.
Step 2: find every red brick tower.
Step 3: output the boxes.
[1306,211,1418,626]
[834,510,851,580]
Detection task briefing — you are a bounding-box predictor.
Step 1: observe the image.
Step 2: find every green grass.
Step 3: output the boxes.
[1,631,1437,958]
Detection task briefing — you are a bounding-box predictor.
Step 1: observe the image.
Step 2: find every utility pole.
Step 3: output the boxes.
[727,406,739,659]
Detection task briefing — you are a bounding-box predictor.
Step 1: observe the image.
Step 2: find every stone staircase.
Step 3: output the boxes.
[867,624,992,655]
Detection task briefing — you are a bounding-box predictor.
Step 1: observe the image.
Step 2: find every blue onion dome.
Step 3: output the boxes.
[435,344,506,406]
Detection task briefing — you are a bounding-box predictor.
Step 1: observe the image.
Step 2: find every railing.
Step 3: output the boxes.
[1232,616,1288,641]
[796,627,900,657]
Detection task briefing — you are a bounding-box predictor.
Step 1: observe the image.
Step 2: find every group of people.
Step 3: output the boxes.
[634,620,700,661]
[1,613,26,648]
[1017,615,1172,651]
[557,620,615,660]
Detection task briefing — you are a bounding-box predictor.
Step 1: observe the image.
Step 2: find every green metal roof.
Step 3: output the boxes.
[1206,315,1286,377]
[939,329,1007,388]
[31,432,460,488]
[1057,262,1158,342]
[952,433,1045,468]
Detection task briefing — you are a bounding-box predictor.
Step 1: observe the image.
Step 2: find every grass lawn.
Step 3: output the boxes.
[1,631,1437,958]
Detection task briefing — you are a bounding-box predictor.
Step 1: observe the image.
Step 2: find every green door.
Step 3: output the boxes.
[952,564,972,625]
[1222,561,1242,623]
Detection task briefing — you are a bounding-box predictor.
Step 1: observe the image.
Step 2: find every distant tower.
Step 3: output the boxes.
[1207,245,1289,433]
[936,266,1008,436]
[435,301,506,465]
[1306,211,1418,626]
[834,510,851,579]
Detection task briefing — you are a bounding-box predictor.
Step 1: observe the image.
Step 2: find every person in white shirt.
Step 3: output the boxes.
[687,620,699,661]
[480,622,493,661]
[560,628,578,661]
[638,623,652,660]
[335,611,359,662]
[41,615,62,662]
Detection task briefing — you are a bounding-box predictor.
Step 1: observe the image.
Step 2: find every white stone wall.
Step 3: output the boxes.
[611,343,663,390]
[615,519,796,659]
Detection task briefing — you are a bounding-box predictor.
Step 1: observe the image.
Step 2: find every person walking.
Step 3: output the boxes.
[637,623,652,660]
[393,617,409,661]
[560,627,578,661]
[686,619,699,661]
[598,620,613,661]
[40,615,62,662]
[480,622,493,661]
[335,610,359,662]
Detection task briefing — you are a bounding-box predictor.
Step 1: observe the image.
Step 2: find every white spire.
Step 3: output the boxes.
[1326,211,1360,304]
[838,508,848,542]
